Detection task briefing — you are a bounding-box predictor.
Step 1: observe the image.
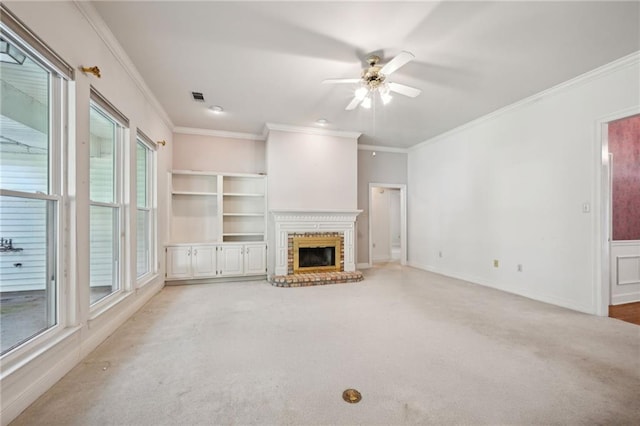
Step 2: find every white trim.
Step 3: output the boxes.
[611,240,640,247]
[173,126,265,141]
[596,106,640,316]
[615,255,640,286]
[0,327,82,425]
[358,144,408,154]
[0,189,60,201]
[357,262,371,269]
[73,1,174,131]
[368,183,407,267]
[411,51,640,151]
[264,123,362,139]
[611,292,640,306]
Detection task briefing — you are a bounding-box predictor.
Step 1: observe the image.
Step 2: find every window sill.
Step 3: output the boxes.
[136,272,159,289]
[0,325,82,379]
[89,290,134,321]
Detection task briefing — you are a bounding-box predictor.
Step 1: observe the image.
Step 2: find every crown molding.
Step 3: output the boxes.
[73,1,174,132]
[264,123,362,139]
[173,127,265,141]
[358,144,408,154]
[411,50,640,151]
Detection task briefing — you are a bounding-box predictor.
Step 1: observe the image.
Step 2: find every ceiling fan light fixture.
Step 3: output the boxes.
[316,118,329,125]
[354,87,368,101]
[325,50,419,111]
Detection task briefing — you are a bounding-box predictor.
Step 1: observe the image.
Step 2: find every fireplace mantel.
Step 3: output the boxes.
[270,210,362,276]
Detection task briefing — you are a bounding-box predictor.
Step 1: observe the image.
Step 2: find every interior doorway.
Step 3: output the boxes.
[598,108,640,317]
[369,183,407,266]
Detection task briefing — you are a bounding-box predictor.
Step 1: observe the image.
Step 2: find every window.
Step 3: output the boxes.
[89,92,128,306]
[0,17,70,355]
[136,132,156,280]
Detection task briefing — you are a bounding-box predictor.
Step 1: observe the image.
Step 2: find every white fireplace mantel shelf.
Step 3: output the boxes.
[269,209,362,275]
[270,209,362,222]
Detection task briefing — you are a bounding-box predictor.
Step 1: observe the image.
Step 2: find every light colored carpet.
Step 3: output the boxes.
[11,264,640,425]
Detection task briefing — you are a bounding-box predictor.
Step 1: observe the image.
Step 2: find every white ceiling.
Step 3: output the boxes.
[92,1,639,148]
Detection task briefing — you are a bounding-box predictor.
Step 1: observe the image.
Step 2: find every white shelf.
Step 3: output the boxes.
[172,170,265,178]
[172,191,218,196]
[223,232,264,236]
[222,192,264,197]
[223,213,264,217]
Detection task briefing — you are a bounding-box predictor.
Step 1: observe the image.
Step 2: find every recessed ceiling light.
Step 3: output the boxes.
[316,118,329,125]
[208,105,224,114]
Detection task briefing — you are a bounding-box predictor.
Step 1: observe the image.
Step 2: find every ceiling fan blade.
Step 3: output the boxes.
[380,51,415,75]
[322,78,361,84]
[388,82,421,98]
[345,96,362,110]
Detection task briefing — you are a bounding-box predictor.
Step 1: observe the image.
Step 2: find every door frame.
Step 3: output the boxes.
[596,106,640,316]
[368,183,407,266]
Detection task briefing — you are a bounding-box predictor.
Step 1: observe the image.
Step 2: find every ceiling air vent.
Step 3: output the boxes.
[191,91,205,102]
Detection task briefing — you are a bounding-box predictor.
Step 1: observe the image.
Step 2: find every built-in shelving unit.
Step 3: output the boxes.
[169,170,266,244]
[166,170,267,281]
[221,174,266,243]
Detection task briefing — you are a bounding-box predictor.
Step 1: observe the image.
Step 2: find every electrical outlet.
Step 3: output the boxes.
[493,259,499,268]
[517,264,523,272]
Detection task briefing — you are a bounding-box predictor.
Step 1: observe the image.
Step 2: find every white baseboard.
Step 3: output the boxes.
[1,331,82,426]
[357,263,371,269]
[408,262,595,315]
[611,292,640,305]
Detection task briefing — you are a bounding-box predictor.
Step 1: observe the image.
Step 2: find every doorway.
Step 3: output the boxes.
[598,108,640,317]
[369,183,407,266]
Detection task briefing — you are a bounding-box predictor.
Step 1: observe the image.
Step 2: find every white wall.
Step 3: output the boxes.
[173,132,265,174]
[1,2,172,424]
[371,187,397,262]
[408,54,640,314]
[266,129,358,210]
[390,189,401,248]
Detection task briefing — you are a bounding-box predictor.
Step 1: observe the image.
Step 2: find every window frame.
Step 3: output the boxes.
[0,9,70,359]
[135,130,158,285]
[88,96,128,310]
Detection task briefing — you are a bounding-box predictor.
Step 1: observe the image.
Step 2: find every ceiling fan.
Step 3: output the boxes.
[323,51,421,110]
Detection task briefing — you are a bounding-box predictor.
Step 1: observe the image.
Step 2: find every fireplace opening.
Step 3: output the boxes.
[299,247,335,268]
[292,234,341,274]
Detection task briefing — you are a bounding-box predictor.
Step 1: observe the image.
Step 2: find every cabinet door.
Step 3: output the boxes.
[166,246,192,279]
[192,245,217,278]
[218,245,244,276]
[244,243,266,275]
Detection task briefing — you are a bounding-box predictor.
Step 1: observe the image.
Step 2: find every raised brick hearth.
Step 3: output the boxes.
[269,271,364,287]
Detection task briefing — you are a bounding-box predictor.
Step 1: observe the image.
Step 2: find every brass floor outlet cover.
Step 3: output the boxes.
[342,388,362,403]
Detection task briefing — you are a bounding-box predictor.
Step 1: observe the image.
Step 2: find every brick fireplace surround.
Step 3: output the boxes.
[269,210,364,287]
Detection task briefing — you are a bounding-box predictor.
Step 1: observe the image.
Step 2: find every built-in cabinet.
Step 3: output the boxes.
[166,171,267,281]
[165,243,266,280]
